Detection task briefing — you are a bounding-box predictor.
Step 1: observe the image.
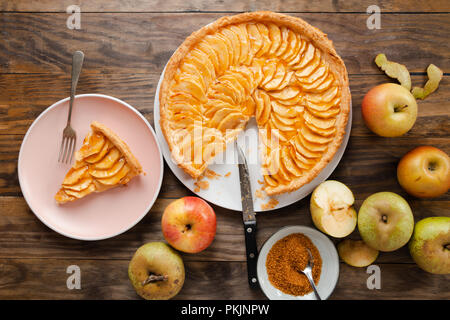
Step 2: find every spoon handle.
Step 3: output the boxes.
[305,272,322,300]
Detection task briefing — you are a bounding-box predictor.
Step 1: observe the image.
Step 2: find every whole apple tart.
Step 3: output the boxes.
[160,11,350,195]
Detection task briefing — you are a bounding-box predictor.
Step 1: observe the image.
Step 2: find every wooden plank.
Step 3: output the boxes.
[0,196,448,262]
[0,73,448,135]
[0,13,449,75]
[0,73,448,196]
[1,0,449,13]
[0,258,448,299]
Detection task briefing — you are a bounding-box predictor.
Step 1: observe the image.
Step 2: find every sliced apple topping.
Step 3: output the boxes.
[65,183,96,199]
[89,157,126,179]
[63,178,93,192]
[94,148,121,170]
[62,166,88,186]
[97,164,131,185]
[310,180,357,238]
[375,53,411,91]
[412,64,443,100]
[76,132,106,161]
[163,18,347,195]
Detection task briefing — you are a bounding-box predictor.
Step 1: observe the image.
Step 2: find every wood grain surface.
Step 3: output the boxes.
[0,1,449,300]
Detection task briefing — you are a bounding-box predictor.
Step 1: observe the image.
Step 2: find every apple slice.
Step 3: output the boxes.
[310,180,357,238]
[338,239,379,267]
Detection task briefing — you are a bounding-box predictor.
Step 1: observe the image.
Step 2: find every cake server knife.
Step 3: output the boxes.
[235,140,259,288]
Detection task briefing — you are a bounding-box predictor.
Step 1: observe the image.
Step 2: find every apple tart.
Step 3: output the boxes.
[160,11,350,195]
[55,121,143,204]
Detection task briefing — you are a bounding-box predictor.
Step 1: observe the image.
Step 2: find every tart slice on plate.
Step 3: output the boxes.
[55,121,143,204]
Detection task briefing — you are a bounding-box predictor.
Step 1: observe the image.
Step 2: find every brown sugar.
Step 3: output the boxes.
[266,233,322,296]
[261,198,279,210]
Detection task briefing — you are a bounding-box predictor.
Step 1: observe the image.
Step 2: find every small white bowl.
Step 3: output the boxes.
[257,225,339,300]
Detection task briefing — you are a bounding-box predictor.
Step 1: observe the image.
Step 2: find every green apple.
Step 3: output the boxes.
[409,217,450,274]
[358,192,414,252]
[338,239,379,267]
[310,180,357,238]
[128,242,185,300]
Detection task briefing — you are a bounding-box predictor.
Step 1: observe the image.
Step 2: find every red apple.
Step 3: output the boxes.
[397,146,450,198]
[362,83,418,137]
[161,196,216,253]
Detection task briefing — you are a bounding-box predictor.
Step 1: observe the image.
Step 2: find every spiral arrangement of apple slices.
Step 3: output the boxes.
[55,130,138,204]
[163,16,345,195]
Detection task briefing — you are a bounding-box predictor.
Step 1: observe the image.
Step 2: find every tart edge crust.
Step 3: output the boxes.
[159,11,350,196]
[91,121,143,176]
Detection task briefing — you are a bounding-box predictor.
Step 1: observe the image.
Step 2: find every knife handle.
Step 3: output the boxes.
[244,220,258,289]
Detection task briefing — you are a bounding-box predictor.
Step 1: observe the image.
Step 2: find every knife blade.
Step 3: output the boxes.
[235,140,259,288]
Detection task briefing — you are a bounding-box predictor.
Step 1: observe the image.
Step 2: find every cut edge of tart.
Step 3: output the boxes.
[55,121,143,204]
[159,11,350,196]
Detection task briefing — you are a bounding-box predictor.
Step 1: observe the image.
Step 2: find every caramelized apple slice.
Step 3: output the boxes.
[94,148,120,170]
[64,178,93,192]
[62,166,88,186]
[89,158,126,179]
[76,132,106,160]
[375,53,411,90]
[303,110,337,129]
[54,190,75,203]
[85,141,110,164]
[65,183,96,199]
[412,64,443,100]
[281,147,302,177]
[97,164,131,186]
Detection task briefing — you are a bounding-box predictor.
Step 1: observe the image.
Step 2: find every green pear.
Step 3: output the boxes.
[409,217,450,274]
[128,242,185,300]
[358,192,414,252]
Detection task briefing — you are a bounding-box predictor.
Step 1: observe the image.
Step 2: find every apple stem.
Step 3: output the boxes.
[445,244,450,251]
[142,274,168,286]
[382,215,388,223]
[394,104,408,112]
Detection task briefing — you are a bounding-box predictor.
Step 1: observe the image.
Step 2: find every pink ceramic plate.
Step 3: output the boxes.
[18,94,163,240]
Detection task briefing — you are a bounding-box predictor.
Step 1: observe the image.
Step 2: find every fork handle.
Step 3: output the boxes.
[68,51,84,124]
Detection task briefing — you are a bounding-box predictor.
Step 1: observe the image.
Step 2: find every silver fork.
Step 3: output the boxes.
[300,248,322,300]
[58,50,84,164]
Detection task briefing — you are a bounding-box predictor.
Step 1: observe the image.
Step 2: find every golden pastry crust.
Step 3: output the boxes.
[160,11,350,195]
[91,121,143,176]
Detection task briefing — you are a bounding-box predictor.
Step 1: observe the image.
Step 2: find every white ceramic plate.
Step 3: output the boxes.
[18,94,164,240]
[154,68,352,212]
[257,226,339,300]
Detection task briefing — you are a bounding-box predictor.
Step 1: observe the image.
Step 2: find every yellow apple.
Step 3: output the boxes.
[362,83,418,137]
[310,180,357,238]
[397,146,450,198]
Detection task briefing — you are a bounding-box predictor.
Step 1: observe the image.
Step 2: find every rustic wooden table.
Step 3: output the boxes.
[0,1,449,300]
